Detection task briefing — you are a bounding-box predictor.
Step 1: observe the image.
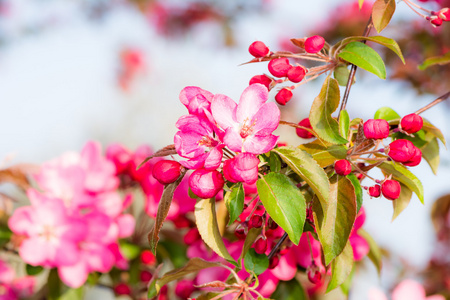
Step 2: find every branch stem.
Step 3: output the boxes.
[268,232,288,260]
[414,91,450,115]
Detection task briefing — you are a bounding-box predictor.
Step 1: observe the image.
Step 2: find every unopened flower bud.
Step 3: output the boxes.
[334,159,352,176]
[304,35,325,53]
[402,147,422,167]
[368,185,381,198]
[268,58,292,78]
[388,139,416,163]
[175,279,196,299]
[296,118,315,139]
[141,250,156,265]
[438,7,450,21]
[400,113,423,134]
[189,169,224,199]
[269,254,280,269]
[249,74,272,90]
[363,119,390,139]
[183,228,201,245]
[253,236,268,254]
[114,283,131,295]
[249,41,270,58]
[267,218,279,230]
[287,66,306,83]
[249,215,263,228]
[235,224,247,239]
[381,180,401,200]
[431,16,443,26]
[275,88,293,105]
[307,262,322,284]
[153,160,182,185]
[140,270,152,283]
[223,153,260,184]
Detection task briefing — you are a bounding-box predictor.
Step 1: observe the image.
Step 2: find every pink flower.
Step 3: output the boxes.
[179,86,214,121]
[8,190,87,268]
[189,169,224,199]
[349,207,369,261]
[369,280,445,300]
[174,115,224,169]
[0,259,35,300]
[223,153,260,184]
[211,84,280,154]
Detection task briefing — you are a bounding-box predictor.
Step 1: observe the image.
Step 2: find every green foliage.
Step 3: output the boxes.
[421,138,440,175]
[392,183,413,221]
[119,241,141,260]
[347,173,364,213]
[298,141,347,168]
[244,248,269,275]
[239,227,262,265]
[374,106,400,121]
[271,279,308,300]
[339,110,350,140]
[372,0,396,33]
[334,65,351,86]
[257,173,306,245]
[338,42,387,79]
[327,241,354,292]
[224,183,245,225]
[26,264,44,276]
[418,51,450,70]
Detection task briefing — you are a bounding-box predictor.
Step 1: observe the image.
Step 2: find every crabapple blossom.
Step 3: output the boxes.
[249,74,272,90]
[248,41,270,58]
[275,88,293,105]
[401,113,423,134]
[369,185,381,198]
[388,139,416,163]
[287,65,306,83]
[179,86,214,121]
[189,169,225,198]
[381,180,401,200]
[296,118,315,139]
[334,159,352,176]
[304,35,325,53]
[364,119,390,140]
[222,153,260,184]
[268,58,292,77]
[211,84,280,154]
[152,160,182,184]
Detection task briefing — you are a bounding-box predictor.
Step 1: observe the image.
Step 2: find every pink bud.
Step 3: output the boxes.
[267,218,279,230]
[287,66,306,83]
[296,118,315,139]
[269,254,280,269]
[223,153,260,184]
[183,228,201,245]
[304,35,325,53]
[106,144,132,174]
[114,283,131,295]
[402,147,422,167]
[307,263,322,284]
[439,8,449,21]
[175,279,196,299]
[249,74,272,90]
[235,224,247,239]
[249,215,263,228]
[189,169,224,199]
[268,58,292,77]
[249,41,270,58]
[368,185,381,198]
[141,250,156,265]
[400,113,423,134]
[253,236,268,254]
[363,119,390,139]
[334,159,352,176]
[431,16,443,26]
[381,180,401,200]
[388,139,416,163]
[152,160,182,185]
[275,88,293,105]
[140,270,152,283]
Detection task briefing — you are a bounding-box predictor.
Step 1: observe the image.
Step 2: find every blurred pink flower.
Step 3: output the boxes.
[349,207,370,261]
[369,280,445,300]
[0,259,35,300]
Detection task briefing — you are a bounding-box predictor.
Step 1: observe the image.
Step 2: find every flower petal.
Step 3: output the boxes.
[243,134,278,154]
[236,84,268,123]
[211,94,237,130]
[223,128,243,153]
[179,86,213,107]
[251,102,280,136]
[203,147,223,170]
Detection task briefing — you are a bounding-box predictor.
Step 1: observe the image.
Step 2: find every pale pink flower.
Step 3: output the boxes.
[179,86,214,121]
[8,190,87,268]
[369,280,445,300]
[211,84,280,154]
[349,207,369,261]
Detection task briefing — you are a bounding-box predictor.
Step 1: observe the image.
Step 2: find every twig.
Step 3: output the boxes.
[268,232,288,260]
[338,16,373,117]
[414,91,450,115]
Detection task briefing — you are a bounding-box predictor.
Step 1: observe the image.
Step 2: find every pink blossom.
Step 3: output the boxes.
[369,280,445,300]
[223,153,260,184]
[211,84,280,154]
[179,86,215,124]
[349,207,369,261]
[8,190,87,268]
[174,114,224,170]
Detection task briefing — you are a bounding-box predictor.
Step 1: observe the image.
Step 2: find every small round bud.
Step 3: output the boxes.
[249,74,272,90]
[287,66,306,83]
[438,7,450,21]
[363,119,390,139]
[152,160,182,185]
[114,283,131,295]
[334,159,352,176]
[307,263,322,284]
[304,35,325,53]
[275,88,293,105]
[183,228,201,245]
[141,250,156,265]
[402,147,422,167]
[368,185,381,198]
[296,118,315,139]
[268,58,292,78]
[267,218,279,230]
[175,279,196,299]
[249,215,263,228]
[400,113,423,134]
[189,169,224,199]
[235,224,247,239]
[381,180,401,200]
[431,16,443,26]
[140,270,152,283]
[249,41,270,58]
[388,139,416,163]
[269,254,280,269]
[253,236,268,254]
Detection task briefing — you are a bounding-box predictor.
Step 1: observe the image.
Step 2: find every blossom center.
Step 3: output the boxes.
[41,225,56,241]
[198,136,218,148]
[240,118,256,139]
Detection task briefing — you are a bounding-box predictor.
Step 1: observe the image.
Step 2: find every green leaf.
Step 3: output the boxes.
[256,173,306,245]
[271,279,308,300]
[313,175,357,265]
[269,151,282,173]
[273,146,330,211]
[334,65,351,86]
[148,170,186,254]
[347,173,363,213]
[158,240,188,268]
[195,198,236,265]
[418,51,450,70]
[119,241,141,260]
[309,76,349,144]
[372,0,396,33]
[60,287,84,300]
[298,141,347,168]
[422,119,446,146]
[421,138,440,175]
[148,258,224,298]
[340,265,355,295]
[378,161,424,203]
[338,42,386,79]
[392,183,413,221]
[224,183,245,225]
[244,248,269,275]
[327,241,354,292]
[48,268,62,300]
[26,264,44,276]
[374,106,400,121]
[359,229,382,275]
[339,110,350,140]
[239,227,262,265]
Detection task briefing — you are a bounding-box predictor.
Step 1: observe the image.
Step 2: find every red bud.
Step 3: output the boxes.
[304,35,325,53]
[296,118,315,139]
[402,147,422,167]
[249,41,270,58]
[381,180,401,200]
[183,228,201,245]
[269,254,280,269]
[388,139,416,163]
[253,236,268,254]
[152,160,182,185]
[400,113,423,134]
[249,215,263,228]
[268,58,292,77]
[249,74,272,90]
[307,262,322,284]
[235,224,247,239]
[363,119,390,139]
[334,159,352,176]
[114,283,131,295]
[141,250,156,265]
[287,66,306,83]
[368,185,381,198]
[431,16,443,26]
[140,270,152,283]
[275,88,293,105]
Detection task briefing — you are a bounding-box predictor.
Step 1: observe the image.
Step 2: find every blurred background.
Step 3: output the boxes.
[0,0,449,298]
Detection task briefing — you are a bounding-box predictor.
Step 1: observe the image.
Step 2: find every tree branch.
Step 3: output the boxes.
[414,91,450,115]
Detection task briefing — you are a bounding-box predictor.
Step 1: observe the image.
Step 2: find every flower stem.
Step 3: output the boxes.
[414,91,450,115]
[268,232,288,260]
